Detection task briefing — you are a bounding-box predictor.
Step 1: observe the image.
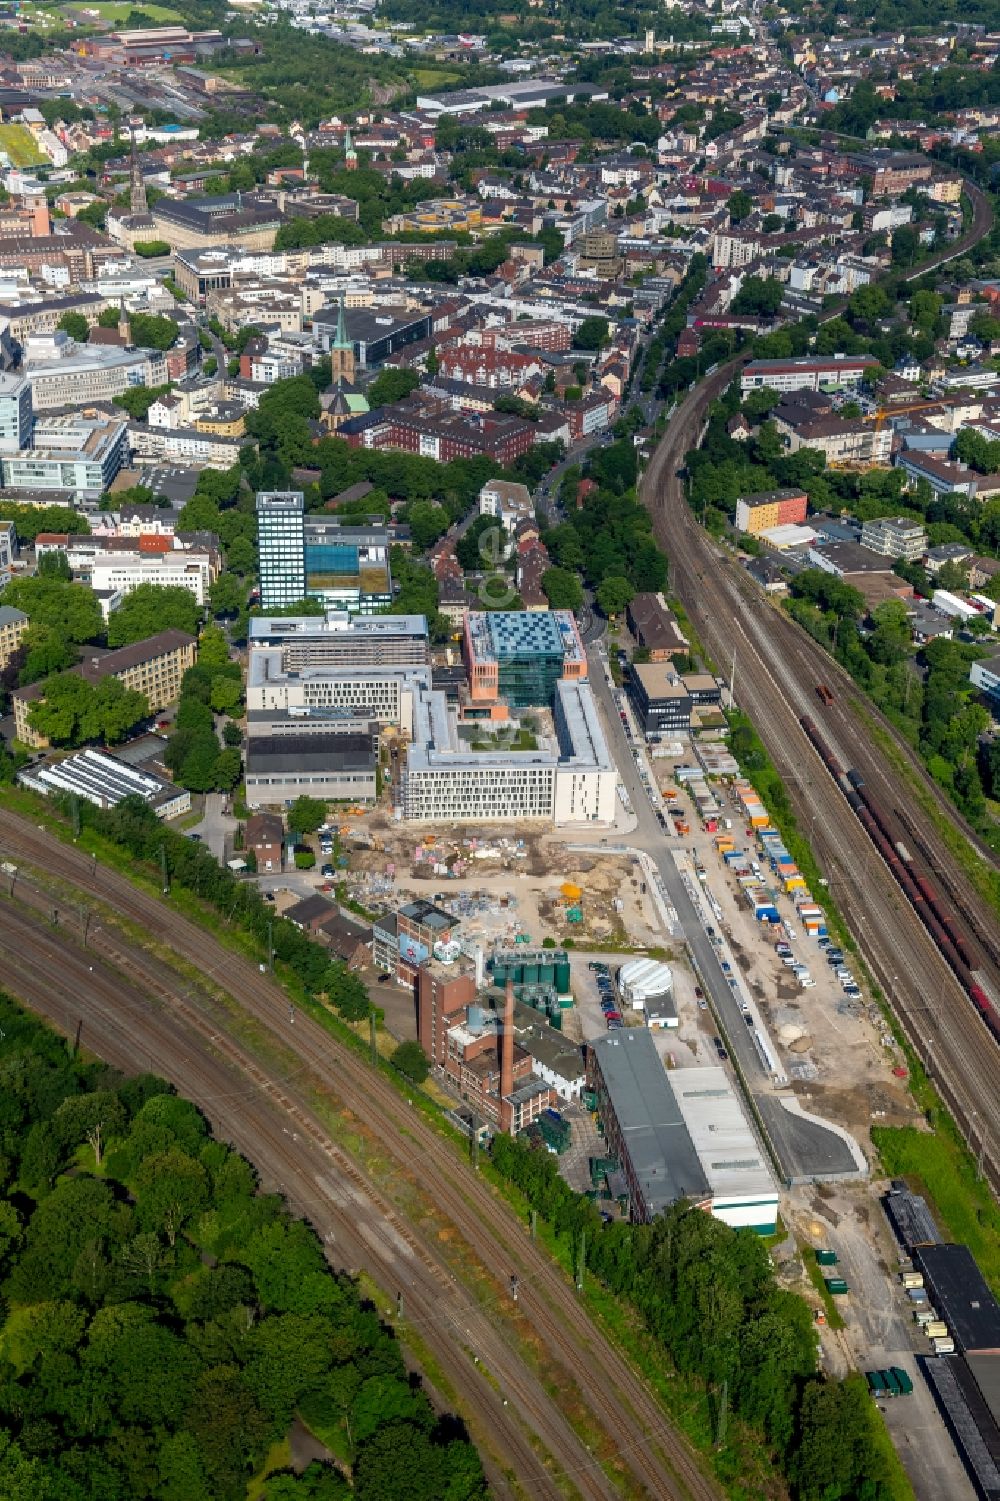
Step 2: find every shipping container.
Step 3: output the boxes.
[925,1321,948,1340]
[867,1370,888,1396]
[890,1367,914,1396]
[901,1272,924,1289]
[932,1337,955,1355]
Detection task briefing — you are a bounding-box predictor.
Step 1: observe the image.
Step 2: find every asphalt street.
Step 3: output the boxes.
[584,637,863,1182]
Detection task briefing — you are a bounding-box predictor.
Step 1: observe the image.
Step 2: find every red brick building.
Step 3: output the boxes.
[342,398,536,466]
[245,812,283,872]
[417,966,553,1134]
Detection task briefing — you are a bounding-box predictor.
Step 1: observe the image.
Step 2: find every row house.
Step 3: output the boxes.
[436,346,543,390]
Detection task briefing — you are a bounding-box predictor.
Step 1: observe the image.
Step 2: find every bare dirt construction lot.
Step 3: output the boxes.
[662,771,921,1156]
[337,814,667,954]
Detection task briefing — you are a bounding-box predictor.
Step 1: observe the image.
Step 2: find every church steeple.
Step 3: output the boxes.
[129,121,147,217]
[329,296,354,386]
[344,126,357,172]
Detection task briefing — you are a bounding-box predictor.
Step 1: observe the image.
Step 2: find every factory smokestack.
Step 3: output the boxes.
[500,976,514,1105]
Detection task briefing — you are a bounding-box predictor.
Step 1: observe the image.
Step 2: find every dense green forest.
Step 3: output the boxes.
[543,436,668,611]
[210,27,417,128]
[491,1136,907,1501]
[0,992,486,1501]
[379,0,709,44]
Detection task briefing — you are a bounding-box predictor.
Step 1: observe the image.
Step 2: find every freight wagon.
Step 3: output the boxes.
[799,715,999,1047]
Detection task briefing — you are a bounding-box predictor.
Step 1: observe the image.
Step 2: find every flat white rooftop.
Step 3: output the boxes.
[668,1065,778,1206]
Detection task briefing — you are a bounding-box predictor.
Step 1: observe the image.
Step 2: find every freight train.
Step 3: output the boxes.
[799,714,1000,1044]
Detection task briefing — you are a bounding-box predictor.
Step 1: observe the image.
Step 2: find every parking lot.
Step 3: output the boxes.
[785,1183,976,1501]
[652,762,920,1151]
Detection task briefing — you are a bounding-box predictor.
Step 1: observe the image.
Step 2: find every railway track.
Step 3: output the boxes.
[0,892,603,1501]
[0,811,722,1501]
[639,232,1000,1185]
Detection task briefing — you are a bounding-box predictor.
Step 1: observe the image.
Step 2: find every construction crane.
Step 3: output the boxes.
[867,398,944,434]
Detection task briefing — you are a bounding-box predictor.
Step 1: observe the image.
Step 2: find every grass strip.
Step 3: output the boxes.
[872,1123,1000,1295]
[801,1246,846,1331]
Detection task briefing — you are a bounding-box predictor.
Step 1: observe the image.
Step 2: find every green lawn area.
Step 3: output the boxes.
[0,124,47,168]
[469,728,538,751]
[62,0,184,19]
[246,1436,291,1500]
[411,67,461,89]
[873,1124,1000,1295]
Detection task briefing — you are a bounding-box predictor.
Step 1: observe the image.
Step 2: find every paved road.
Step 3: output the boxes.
[186,792,236,863]
[583,640,862,1181]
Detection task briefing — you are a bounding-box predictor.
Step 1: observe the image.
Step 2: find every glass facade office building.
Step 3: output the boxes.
[257,491,306,608]
[256,492,391,613]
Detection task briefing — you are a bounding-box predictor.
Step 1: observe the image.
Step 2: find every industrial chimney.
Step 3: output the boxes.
[500,977,515,1106]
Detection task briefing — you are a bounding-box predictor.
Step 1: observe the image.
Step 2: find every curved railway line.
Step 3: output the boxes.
[640,181,1000,1187]
[0,810,722,1501]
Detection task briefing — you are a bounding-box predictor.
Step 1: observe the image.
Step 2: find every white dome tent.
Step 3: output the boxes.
[617,958,673,1007]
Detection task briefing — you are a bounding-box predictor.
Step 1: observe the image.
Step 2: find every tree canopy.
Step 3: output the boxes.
[27,672,148,747]
[0,991,486,1501]
[107,585,201,647]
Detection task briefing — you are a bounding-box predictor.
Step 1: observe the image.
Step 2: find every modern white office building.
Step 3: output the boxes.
[248,610,429,668]
[0,371,33,453]
[400,679,617,825]
[90,546,219,606]
[247,650,431,734]
[3,413,128,496]
[22,331,167,411]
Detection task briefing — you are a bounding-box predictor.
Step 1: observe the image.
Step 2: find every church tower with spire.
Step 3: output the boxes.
[128,122,147,217]
[344,126,357,172]
[329,297,355,386]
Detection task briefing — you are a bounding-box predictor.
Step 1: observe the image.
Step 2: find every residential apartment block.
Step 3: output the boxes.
[14,628,196,748]
[0,605,27,669]
[734,488,809,536]
[860,516,928,561]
